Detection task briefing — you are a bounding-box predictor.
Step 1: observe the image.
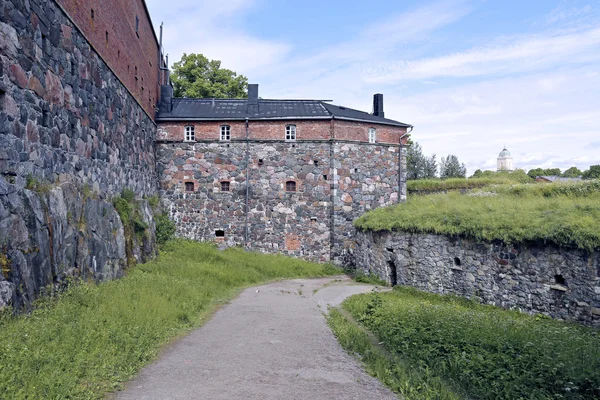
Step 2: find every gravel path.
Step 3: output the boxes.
[115,276,396,400]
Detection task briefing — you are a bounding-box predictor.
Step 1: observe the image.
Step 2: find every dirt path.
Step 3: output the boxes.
[115,276,396,400]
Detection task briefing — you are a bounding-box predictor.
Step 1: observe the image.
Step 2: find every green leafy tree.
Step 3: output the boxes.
[527,168,545,179]
[423,154,437,179]
[406,142,437,179]
[439,154,466,179]
[171,53,248,98]
[406,142,426,180]
[562,166,583,178]
[544,168,562,177]
[471,169,483,178]
[582,165,600,180]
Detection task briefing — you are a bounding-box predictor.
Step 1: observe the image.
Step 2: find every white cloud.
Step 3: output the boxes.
[383,66,600,174]
[366,27,600,83]
[146,0,290,73]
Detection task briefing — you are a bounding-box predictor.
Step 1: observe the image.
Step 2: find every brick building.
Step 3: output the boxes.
[156,85,412,263]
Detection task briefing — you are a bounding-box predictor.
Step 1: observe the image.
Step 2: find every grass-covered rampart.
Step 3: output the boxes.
[0,240,339,399]
[356,181,600,251]
[407,170,533,193]
[330,288,600,399]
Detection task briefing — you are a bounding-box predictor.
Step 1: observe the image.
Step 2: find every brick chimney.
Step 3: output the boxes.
[373,93,384,117]
[248,84,259,105]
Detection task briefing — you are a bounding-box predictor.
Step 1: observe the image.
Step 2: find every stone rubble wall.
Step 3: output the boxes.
[332,143,404,264]
[0,0,158,308]
[157,138,407,263]
[353,230,600,326]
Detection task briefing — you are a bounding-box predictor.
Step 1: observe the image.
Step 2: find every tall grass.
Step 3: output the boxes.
[408,171,533,192]
[328,308,465,399]
[0,240,339,399]
[341,288,600,400]
[356,181,600,251]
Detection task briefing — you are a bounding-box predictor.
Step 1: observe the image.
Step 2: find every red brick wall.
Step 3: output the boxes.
[157,119,408,143]
[157,121,246,141]
[56,0,161,118]
[333,120,408,144]
[250,120,331,140]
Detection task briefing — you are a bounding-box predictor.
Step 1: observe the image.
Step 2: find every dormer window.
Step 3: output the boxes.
[285,125,296,141]
[184,125,195,142]
[220,125,231,141]
[368,128,376,143]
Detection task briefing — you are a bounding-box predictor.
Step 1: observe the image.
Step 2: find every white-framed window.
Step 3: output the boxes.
[220,125,231,141]
[184,125,195,142]
[285,125,296,141]
[368,128,376,143]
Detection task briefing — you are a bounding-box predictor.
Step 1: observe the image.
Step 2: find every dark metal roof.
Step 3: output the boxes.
[157,98,412,127]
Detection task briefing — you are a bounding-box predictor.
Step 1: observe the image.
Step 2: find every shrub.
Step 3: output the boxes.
[155,213,176,245]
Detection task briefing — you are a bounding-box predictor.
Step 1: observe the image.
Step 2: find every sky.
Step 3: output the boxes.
[145,0,600,174]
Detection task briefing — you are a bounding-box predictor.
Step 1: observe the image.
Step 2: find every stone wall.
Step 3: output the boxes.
[0,0,158,308]
[156,136,407,263]
[353,230,600,325]
[332,142,404,264]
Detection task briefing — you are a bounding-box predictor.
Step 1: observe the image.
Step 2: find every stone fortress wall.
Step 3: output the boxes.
[0,0,161,308]
[353,230,600,326]
[156,120,408,263]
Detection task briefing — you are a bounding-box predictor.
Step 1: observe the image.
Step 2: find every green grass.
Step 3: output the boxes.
[352,270,389,286]
[327,308,465,400]
[408,171,533,192]
[356,181,600,251]
[0,240,340,399]
[339,287,600,400]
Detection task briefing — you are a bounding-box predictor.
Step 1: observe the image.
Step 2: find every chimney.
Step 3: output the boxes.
[248,84,259,105]
[159,84,173,113]
[373,93,384,117]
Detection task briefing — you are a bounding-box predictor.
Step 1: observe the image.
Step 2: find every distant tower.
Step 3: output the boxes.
[497,147,514,171]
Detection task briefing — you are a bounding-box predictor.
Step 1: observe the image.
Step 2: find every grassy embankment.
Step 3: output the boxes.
[329,288,600,400]
[357,180,600,251]
[407,170,533,193]
[0,240,339,399]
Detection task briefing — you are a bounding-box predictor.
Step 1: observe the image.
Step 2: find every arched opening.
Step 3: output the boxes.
[387,259,397,286]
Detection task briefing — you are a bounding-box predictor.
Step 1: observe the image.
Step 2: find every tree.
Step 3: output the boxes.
[423,154,438,179]
[406,142,437,179]
[544,168,562,177]
[406,142,426,180]
[582,165,600,180]
[471,169,483,178]
[562,167,582,178]
[170,53,248,98]
[527,168,544,179]
[439,154,466,179]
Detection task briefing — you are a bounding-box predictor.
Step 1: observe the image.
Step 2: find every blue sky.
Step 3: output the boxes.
[146,0,600,174]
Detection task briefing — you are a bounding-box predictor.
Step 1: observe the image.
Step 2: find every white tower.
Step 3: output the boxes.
[497,147,514,171]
